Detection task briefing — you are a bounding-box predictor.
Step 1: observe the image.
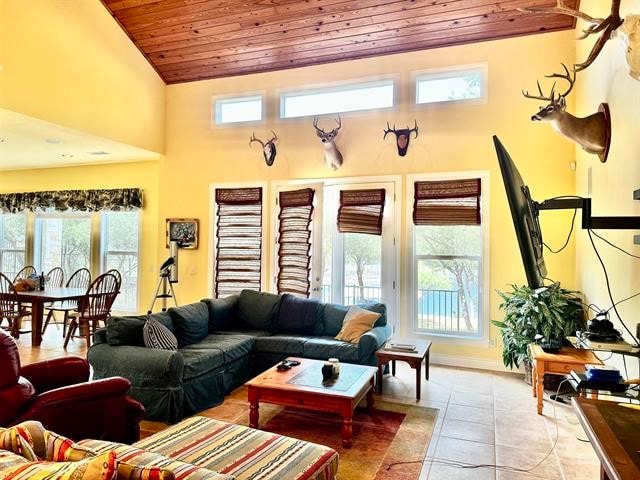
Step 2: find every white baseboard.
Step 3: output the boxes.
[430,353,515,373]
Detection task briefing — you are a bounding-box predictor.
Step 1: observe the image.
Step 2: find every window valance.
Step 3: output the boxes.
[413,179,481,226]
[337,188,385,236]
[0,188,143,214]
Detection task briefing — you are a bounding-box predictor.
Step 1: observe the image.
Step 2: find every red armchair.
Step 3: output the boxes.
[0,329,145,443]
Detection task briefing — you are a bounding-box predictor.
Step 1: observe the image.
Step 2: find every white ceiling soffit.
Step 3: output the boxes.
[0,108,162,171]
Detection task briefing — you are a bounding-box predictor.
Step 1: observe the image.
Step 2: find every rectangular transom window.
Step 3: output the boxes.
[280,80,394,118]
[214,95,263,124]
[416,67,484,105]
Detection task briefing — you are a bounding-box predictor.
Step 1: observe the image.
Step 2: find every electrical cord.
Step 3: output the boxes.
[385,379,569,475]
[590,230,640,260]
[588,229,640,346]
[604,291,640,314]
[544,208,577,253]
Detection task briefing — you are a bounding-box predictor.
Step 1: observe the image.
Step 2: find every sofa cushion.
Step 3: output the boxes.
[107,312,173,347]
[254,335,311,356]
[210,329,271,337]
[275,294,321,335]
[322,303,349,337]
[169,303,209,347]
[201,296,238,332]
[302,337,360,363]
[335,306,381,344]
[179,348,225,381]
[183,334,255,364]
[237,290,281,331]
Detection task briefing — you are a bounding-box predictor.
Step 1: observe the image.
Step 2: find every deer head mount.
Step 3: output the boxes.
[523,64,611,162]
[249,131,278,166]
[313,116,343,170]
[520,0,639,80]
[383,121,419,157]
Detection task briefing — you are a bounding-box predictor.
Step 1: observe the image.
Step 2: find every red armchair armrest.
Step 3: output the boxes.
[20,356,89,393]
[14,377,145,443]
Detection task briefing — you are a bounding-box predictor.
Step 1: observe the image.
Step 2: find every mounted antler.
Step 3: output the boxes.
[383,120,419,157]
[249,131,278,166]
[519,0,624,72]
[313,116,343,170]
[522,64,611,162]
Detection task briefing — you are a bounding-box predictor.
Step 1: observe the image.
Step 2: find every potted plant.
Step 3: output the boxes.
[492,283,585,383]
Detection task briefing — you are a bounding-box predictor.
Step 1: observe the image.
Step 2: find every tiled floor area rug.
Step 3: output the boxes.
[142,387,438,480]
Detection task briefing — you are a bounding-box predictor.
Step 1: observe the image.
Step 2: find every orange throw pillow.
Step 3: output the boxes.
[334,306,381,343]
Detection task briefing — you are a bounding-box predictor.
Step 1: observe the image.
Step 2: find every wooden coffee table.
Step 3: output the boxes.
[246,357,377,448]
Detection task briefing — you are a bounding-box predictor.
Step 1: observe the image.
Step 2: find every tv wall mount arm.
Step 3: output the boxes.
[534,193,640,231]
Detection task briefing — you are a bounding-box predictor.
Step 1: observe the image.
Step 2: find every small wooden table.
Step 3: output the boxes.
[529,344,603,415]
[572,397,640,480]
[375,339,431,400]
[246,357,377,448]
[2,288,87,347]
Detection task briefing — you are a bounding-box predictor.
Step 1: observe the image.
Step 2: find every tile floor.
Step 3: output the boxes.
[17,328,602,480]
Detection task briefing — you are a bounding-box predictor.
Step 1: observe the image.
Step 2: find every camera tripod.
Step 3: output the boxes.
[148,268,178,314]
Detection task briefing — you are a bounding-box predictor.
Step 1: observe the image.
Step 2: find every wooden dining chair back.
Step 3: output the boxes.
[45,267,65,288]
[0,272,30,338]
[13,266,36,282]
[105,269,122,290]
[42,268,92,336]
[64,273,118,348]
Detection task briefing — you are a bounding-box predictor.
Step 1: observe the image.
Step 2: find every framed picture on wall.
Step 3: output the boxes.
[166,218,199,249]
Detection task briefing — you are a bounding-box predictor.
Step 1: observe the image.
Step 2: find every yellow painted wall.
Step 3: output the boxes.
[162,31,578,366]
[574,0,640,375]
[0,0,166,154]
[0,161,161,313]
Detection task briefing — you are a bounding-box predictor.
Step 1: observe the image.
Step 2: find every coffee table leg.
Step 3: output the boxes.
[367,379,375,412]
[250,402,259,428]
[341,416,352,448]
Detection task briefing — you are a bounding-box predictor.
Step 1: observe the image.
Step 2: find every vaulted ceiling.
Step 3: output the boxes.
[101,0,579,85]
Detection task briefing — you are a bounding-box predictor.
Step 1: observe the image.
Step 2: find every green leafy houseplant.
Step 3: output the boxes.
[492,284,585,370]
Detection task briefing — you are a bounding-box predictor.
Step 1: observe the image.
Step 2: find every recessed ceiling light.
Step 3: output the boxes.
[62,153,73,158]
[45,138,61,144]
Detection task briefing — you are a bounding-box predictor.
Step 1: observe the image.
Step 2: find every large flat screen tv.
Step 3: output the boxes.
[493,135,547,288]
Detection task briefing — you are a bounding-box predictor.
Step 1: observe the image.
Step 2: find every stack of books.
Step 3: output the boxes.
[383,342,416,353]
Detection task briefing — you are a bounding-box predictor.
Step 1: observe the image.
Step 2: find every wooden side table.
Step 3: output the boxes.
[529,344,603,415]
[376,339,431,400]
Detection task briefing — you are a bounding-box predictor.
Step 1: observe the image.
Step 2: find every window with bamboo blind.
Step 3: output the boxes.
[337,188,385,236]
[214,187,263,298]
[413,178,481,226]
[276,188,315,297]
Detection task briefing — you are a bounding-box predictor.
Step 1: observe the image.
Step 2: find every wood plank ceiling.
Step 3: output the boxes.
[101,0,579,84]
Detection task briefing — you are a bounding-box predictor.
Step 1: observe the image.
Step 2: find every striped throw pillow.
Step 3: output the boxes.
[143,316,178,350]
[0,450,117,480]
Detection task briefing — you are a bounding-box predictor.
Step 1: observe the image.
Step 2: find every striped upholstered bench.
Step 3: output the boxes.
[82,416,338,480]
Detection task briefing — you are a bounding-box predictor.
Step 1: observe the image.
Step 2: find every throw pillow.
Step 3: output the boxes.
[107,313,174,347]
[0,425,38,461]
[237,290,282,331]
[143,316,178,351]
[42,430,96,462]
[0,450,117,480]
[168,303,209,347]
[117,462,176,480]
[358,301,387,328]
[274,294,321,335]
[334,306,381,343]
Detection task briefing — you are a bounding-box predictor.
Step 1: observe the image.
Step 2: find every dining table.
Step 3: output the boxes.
[11,287,87,346]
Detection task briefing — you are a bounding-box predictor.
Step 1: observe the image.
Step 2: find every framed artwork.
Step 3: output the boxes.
[166,218,199,249]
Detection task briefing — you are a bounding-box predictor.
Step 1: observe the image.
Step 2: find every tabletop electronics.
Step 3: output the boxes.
[276,359,300,371]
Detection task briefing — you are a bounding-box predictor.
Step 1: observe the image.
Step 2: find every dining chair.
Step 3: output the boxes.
[105,269,122,290]
[42,268,91,336]
[13,265,37,283]
[45,266,65,288]
[64,272,119,348]
[0,272,31,338]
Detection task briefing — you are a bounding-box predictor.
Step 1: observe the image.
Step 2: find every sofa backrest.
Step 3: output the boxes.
[106,312,173,347]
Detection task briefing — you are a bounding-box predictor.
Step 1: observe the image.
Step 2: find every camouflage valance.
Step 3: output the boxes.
[0,188,143,213]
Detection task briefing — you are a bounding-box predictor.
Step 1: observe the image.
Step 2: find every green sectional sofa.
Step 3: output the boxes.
[88,290,392,424]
